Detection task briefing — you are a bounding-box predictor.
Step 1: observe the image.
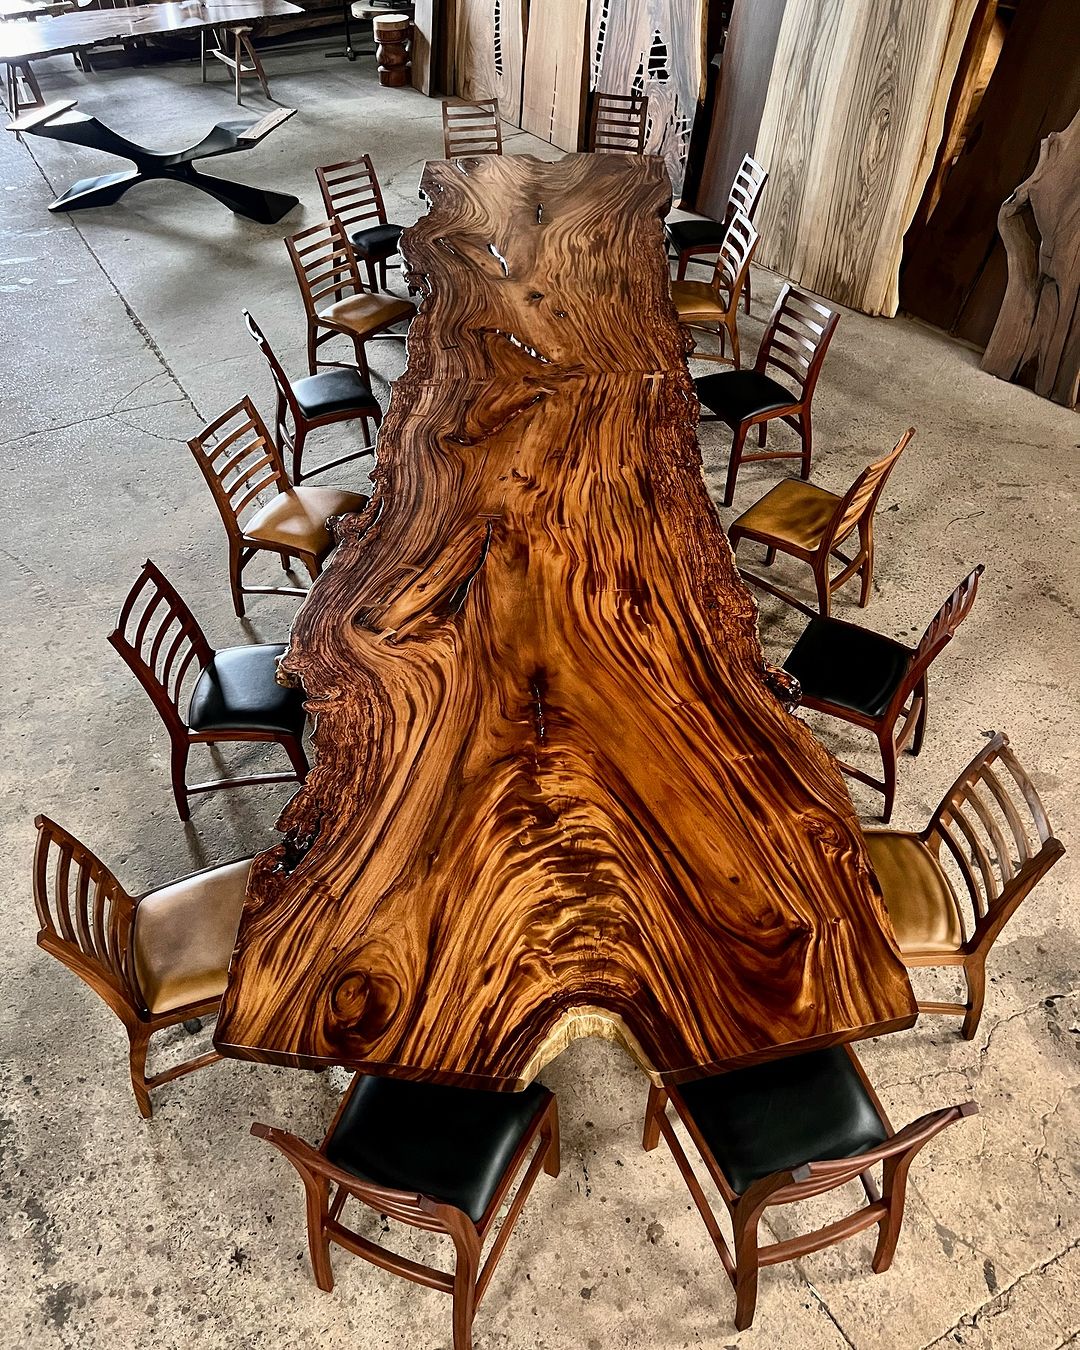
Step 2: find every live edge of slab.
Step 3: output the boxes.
[214,153,918,1089]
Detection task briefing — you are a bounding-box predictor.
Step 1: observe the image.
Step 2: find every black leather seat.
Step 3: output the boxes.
[677,1047,888,1195]
[784,616,913,719]
[695,370,800,427]
[290,367,381,421]
[350,221,404,260]
[188,644,307,735]
[667,216,730,253]
[326,1076,550,1223]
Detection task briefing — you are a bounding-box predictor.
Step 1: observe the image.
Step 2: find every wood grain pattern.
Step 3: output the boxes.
[751,0,979,315]
[410,0,434,95]
[587,0,705,193]
[519,0,587,150]
[450,0,525,125]
[981,109,1080,408]
[214,153,916,1089]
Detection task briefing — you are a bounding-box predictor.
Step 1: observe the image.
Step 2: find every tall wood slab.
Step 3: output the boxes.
[215,154,916,1088]
[520,0,588,150]
[451,0,525,124]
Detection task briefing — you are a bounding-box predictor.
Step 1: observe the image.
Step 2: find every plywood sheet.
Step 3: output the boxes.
[451,0,526,124]
[588,0,705,195]
[752,0,979,315]
[520,0,588,149]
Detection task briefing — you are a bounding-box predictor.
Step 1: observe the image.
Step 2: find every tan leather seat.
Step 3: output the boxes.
[864,831,966,954]
[729,479,841,553]
[245,485,367,554]
[319,292,415,337]
[134,858,253,1015]
[671,280,729,322]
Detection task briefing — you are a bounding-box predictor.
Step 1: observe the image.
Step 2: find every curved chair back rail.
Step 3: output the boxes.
[642,1046,977,1330]
[757,284,840,401]
[672,208,759,368]
[32,814,250,1116]
[729,428,915,616]
[865,731,1065,1037]
[251,1079,560,1350]
[441,97,503,159]
[588,91,650,155]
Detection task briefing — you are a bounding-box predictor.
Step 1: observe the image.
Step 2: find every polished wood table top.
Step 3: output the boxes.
[215,152,917,1089]
[0,0,299,61]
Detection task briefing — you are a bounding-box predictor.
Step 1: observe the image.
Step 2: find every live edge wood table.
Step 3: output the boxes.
[215,153,917,1091]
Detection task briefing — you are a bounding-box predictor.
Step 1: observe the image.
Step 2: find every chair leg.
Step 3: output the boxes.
[641,1084,667,1151]
[878,731,898,825]
[128,1025,154,1119]
[872,1153,914,1273]
[814,567,831,617]
[729,316,741,371]
[283,735,310,782]
[228,541,246,617]
[302,1171,335,1292]
[911,677,929,755]
[732,1209,761,1331]
[450,1231,481,1350]
[542,1099,561,1177]
[723,425,749,507]
[961,960,987,1040]
[676,252,688,281]
[744,269,752,315]
[352,337,371,384]
[799,408,813,479]
[170,743,191,823]
[757,421,768,449]
[300,553,321,583]
[763,545,776,566]
[858,521,874,606]
[364,260,378,292]
[307,321,319,376]
[291,422,308,484]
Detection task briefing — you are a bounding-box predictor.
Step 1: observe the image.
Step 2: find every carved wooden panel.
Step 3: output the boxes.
[451,0,526,124]
[520,0,588,150]
[588,0,705,194]
[214,153,916,1088]
[752,0,979,315]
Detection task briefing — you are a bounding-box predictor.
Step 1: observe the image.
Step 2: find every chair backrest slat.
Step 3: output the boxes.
[708,209,758,308]
[442,98,503,158]
[829,429,914,545]
[728,152,769,222]
[188,398,291,539]
[317,155,388,235]
[109,561,214,730]
[589,91,650,154]
[243,310,297,424]
[755,285,839,399]
[286,218,366,318]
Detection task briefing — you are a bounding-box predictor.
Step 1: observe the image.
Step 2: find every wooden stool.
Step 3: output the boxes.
[3,59,43,121]
[372,11,410,87]
[203,24,270,104]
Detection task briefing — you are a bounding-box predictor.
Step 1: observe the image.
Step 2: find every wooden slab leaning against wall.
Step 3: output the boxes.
[449,0,525,124]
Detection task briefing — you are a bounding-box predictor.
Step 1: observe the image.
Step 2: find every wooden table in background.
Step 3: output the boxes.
[215,152,917,1090]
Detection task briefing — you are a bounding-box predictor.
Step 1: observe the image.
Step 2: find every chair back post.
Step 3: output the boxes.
[710,208,758,310]
[286,217,365,317]
[242,309,300,429]
[588,91,650,154]
[927,732,1065,953]
[441,98,502,158]
[909,564,985,682]
[33,814,143,1019]
[828,428,915,545]
[107,560,214,739]
[316,155,388,236]
[755,284,840,401]
[188,397,291,542]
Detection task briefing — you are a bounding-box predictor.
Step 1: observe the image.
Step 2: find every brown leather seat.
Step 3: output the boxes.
[672,280,729,322]
[245,485,367,554]
[864,831,965,954]
[318,292,415,337]
[134,858,253,1014]
[729,479,841,553]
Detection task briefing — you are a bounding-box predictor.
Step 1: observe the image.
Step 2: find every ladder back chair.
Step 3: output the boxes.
[188,396,368,617]
[316,155,404,292]
[728,429,914,616]
[669,152,768,310]
[441,97,502,158]
[252,1075,560,1350]
[696,283,840,506]
[670,209,758,367]
[865,732,1065,1038]
[783,565,985,822]
[588,91,649,154]
[109,560,309,821]
[642,1045,976,1330]
[286,217,416,378]
[33,815,252,1117]
[243,310,381,484]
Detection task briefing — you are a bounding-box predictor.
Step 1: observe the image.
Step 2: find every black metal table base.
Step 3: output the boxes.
[18,106,299,224]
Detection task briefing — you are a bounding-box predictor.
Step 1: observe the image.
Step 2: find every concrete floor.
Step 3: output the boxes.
[1,40,1077,1350]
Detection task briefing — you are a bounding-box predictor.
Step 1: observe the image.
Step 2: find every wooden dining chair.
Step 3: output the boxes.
[668,152,768,312]
[252,1075,560,1350]
[109,560,309,821]
[865,732,1064,1038]
[642,1045,976,1330]
[670,209,758,367]
[587,91,649,154]
[441,97,502,158]
[728,429,914,616]
[782,565,985,822]
[696,284,840,506]
[188,397,368,618]
[315,155,405,292]
[243,310,381,485]
[33,814,253,1118]
[286,217,416,379]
